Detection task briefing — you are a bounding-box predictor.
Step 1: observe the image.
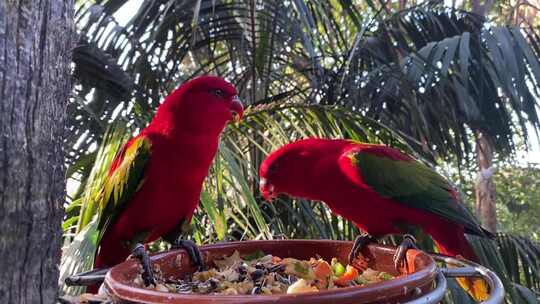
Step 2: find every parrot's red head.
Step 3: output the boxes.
[259,138,347,201]
[149,76,244,135]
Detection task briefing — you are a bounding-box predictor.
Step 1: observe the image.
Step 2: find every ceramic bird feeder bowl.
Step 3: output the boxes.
[103,239,505,304]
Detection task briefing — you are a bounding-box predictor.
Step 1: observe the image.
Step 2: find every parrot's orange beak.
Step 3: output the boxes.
[259,177,276,201]
[230,96,244,122]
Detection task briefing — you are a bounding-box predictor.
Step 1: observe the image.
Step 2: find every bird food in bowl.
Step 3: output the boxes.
[136,250,394,295]
[104,240,437,304]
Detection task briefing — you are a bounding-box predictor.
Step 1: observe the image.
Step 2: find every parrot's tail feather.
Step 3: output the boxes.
[456,277,490,302]
[436,240,491,301]
[430,228,490,302]
[59,216,99,296]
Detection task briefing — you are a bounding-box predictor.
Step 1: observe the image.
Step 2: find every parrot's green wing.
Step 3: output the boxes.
[342,145,491,237]
[96,135,152,245]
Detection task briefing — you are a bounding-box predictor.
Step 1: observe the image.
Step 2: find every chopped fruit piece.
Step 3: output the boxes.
[334,265,360,286]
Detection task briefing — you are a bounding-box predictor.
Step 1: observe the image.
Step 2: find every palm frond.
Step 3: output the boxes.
[333,5,540,164]
[497,234,540,291]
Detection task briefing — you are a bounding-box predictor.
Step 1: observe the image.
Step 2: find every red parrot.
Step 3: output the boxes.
[259,138,492,301]
[65,76,243,290]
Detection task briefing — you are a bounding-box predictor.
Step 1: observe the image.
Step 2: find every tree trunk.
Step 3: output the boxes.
[470,0,497,234]
[0,1,73,303]
[474,131,497,233]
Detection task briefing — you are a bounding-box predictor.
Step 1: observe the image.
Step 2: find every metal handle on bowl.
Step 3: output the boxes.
[404,270,447,304]
[404,254,505,304]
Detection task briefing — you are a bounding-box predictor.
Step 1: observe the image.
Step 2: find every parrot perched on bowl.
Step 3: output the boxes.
[259,138,493,301]
[63,76,243,291]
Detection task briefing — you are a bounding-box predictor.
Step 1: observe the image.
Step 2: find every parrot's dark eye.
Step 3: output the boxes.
[212,88,225,98]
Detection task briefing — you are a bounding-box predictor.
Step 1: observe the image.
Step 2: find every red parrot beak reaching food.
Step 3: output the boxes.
[259,177,276,201]
[230,95,244,122]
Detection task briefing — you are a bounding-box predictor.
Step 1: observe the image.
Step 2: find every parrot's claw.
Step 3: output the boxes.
[131,243,156,286]
[172,239,205,271]
[392,234,418,272]
[348,232,377,265]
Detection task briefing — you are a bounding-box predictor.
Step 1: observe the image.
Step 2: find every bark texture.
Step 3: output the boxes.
[470,0,497,235]
[0,1,73,303]
[475,132,497,233]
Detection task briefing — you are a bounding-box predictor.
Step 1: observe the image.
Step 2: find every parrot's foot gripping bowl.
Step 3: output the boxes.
[104,240,442,304]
